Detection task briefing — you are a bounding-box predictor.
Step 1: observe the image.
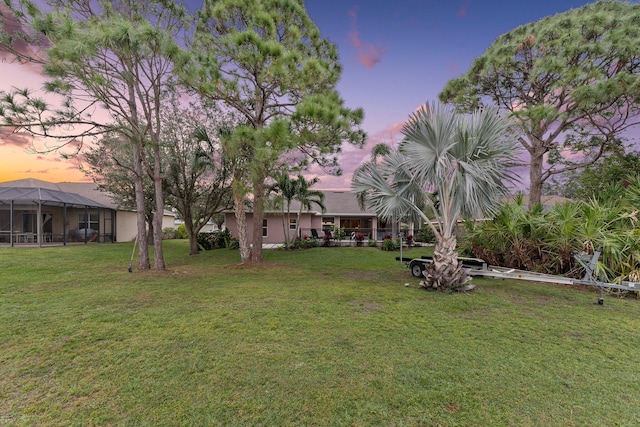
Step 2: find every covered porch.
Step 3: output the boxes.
[0,186,115,247]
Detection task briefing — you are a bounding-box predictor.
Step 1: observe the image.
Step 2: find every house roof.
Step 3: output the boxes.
[0,178,112,209]
[320,191,373,216]
[265,190,374,217]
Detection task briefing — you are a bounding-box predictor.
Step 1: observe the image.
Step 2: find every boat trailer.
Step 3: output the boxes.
[398,251,640,305]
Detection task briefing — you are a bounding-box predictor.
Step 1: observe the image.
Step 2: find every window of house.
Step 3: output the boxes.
[289,218,297,230]
[262,219,268,237]
[79,213,99,231]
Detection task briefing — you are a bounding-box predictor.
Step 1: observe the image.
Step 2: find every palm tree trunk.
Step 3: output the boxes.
[284,201,291,250]
[424,235,470,291]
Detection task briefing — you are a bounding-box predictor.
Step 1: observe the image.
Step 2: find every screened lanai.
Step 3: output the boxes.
[0,184,116,246]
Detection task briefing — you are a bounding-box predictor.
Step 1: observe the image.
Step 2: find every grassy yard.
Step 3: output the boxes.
[1,241,640,426]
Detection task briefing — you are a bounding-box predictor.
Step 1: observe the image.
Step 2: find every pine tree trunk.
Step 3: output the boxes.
[529,148,544,206]
[251,179,265,262]
[133,146,150,270]
[152,149,166,271]
[423,235,470,291]
[232,181,251,262]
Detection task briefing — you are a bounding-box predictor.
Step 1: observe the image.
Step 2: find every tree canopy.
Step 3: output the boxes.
[0,0,192,270]
[439,0,640,205]
[184,0,365,262]
[546,148,640,200]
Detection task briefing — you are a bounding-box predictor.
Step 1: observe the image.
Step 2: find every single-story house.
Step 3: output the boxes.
[223,191,575,246]
[0,178,175,245]
[224,190,395,245]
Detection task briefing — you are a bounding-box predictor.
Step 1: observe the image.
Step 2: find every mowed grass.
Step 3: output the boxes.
[1,241,640,426]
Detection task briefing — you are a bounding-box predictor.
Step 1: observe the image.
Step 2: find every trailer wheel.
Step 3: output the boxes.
[410,262,425,278]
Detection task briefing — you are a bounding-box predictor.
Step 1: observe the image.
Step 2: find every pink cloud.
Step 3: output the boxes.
[347,6,388,69]
[35,155,62,163]
[307,119,408,190]
[457,0,472,17]
[0,3,46,74]
[0,127,31,147]
[17,168,49,175]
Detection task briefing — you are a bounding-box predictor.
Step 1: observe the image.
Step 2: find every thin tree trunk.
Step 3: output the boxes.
[529,149,544,206]
[232,180,251,262]
[183,204,200,255]
[152,149,165,271]
[251,178,265,262]
[282,202,290,250]
[133,145,150,270]
[295,208,302,240]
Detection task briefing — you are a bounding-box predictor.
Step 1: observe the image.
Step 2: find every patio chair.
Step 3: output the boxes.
[310,229,319,239]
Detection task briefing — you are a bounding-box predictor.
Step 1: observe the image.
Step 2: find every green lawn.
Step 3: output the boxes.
[1,241,640,426]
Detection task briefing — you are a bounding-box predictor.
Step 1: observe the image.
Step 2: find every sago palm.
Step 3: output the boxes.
[352,102,520,291]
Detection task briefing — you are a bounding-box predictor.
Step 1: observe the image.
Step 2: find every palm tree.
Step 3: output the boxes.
[352,102,521,291]
[294,176,326,238]
[268,173,325,249]
[268,172,299,250]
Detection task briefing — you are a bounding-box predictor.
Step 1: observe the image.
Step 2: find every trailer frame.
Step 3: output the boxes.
[398,251,639,304]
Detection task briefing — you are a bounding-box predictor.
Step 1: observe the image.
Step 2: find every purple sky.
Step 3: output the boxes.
[303,0,595,189]
[0,0,596,188]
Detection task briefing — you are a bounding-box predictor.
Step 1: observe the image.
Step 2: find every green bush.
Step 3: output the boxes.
[469,192,640,282]
[176,224,187,239]
[291,237,319,250]
[162,227,177,240]
[414,227,435,244]
[197,229,233,250]
[381,237,400,251]
[228,237,239,250]
[368,238,377,247]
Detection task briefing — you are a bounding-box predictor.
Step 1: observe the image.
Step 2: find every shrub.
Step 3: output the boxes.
[381,237,400,251]
[176,224,187,239]
[414,227,434,244]
[291,236,319,249]
[468,195,640,282]
[228,237,239,250]
[368,238,377,247]
[197,229,233,250]
[162,227,177,240]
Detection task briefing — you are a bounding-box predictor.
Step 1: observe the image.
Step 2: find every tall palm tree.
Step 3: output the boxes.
[352,102,521,291]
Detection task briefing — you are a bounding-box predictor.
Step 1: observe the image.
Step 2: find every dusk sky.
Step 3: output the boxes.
[0,0,597,189]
